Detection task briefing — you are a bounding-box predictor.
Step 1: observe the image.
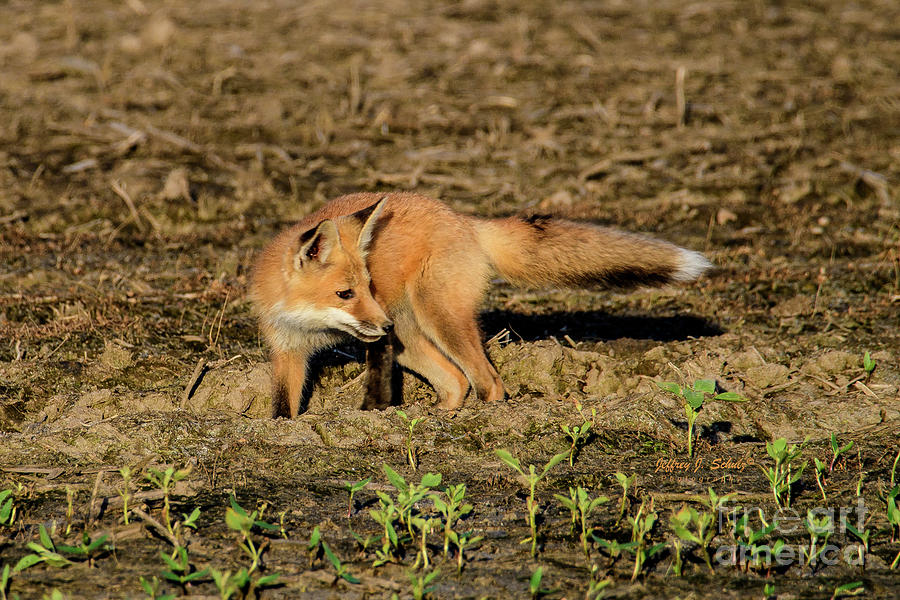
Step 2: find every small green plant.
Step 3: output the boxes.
[159,546,209,592]
[396,409,425,470]
[64,486,75,536]
[830,581,864,599]
[382,465,442,540]
[210,567,280,600]
[829,433,853,473]
[613,472,636,524]
[553,486,608,557]
[138,575,175,600]
[813,458,828,501]
[57,531,111,566]
[560,420,592,466]
[14,525,72,572]
[763,582,775,599]
[591,536,637,561]
[802,510,832,568]
[321,538,360,584]
[731,509,779,572]
[430,483,473,557]
[862,351,876,380]
[410,514,439,569]
[884,484,900,568]
[146,466,191,537]
[655,379,746,458]
[446,530,482,574]
[585,565,611,600]
[0,489,15,528]
[407,568,440,600]
[844,521,871,567]
[344,477,371,518]
[369,491,401,566]
[528,566,556,598]
[669,505,715,574]
[627,499,665,581]
[1,564,10,600]
[118,466,134,525]
[761,437,808,508]
[225,496,280,574]
[496,449,568,557]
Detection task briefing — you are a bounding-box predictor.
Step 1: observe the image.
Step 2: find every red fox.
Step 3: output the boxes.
[251,192,711,418]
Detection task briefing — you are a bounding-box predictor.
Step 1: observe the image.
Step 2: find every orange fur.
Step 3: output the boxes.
[251,192,711,417]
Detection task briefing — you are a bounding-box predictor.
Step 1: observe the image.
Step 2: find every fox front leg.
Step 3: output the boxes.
[362,334,398,410]
[271,349,309,418]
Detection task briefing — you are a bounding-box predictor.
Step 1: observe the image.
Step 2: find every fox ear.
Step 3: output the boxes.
[353,196,388,257]
[295,220,339,268]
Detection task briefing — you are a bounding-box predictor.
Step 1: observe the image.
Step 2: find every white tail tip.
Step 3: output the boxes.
[673,248,712,282]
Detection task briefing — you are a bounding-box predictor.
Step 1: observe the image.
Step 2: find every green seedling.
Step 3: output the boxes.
[553,486,608,557]
[890,448,899,488]
[561,420,592,466]
[613,472,636,524]
[528,566,556,599]
[627,499,665,581]
[669,505,715,574]
[370,492,401,566]
[118,466,134,525]
[884,484,899,568]
[160,546,209,591]
[814,458,828,501]
[138,575,175,600]
[844,521,870,567]
[830,581,864,599]
[446,530,482,574]
[210,567,279,600]
[1,564,10,600]
[656,379,746,458]
[396,409,425,470]
[344,477,371,518]
[761,437,808,508]
[57,531,111,565]
[407,568,440,600]
[558,487,579,536]
[410,515,439,569]
[64,486,75,537]
[0,489,15,528]
[430,483,473,557]
[585,565,611,600]
[731,509,779,572]
[763,582,775,599]
[383,464,442,539]
[802,510,832,568]
[146,466,191,537]
[829,433,853,473]
[862,351,876,380]
[14,524,72,572]
[322,539,360,584]
[496,449,568,557]
[42,590,66,600]
[591,536,638,561]
[225,496,279,574]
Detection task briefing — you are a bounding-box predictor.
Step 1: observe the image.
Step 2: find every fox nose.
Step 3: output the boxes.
[382,320,394,333]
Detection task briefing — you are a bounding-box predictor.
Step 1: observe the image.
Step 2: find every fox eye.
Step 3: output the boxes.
[336,289,354,300]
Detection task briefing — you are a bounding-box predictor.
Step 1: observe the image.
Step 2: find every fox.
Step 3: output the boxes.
[250,192,711,418]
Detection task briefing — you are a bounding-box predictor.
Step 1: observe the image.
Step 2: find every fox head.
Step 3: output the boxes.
[263,198,393,345]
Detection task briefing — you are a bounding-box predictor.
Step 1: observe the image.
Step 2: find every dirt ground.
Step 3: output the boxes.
[1,0,899,598]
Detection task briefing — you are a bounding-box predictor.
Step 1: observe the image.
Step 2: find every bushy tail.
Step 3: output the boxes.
[474,215,710,288]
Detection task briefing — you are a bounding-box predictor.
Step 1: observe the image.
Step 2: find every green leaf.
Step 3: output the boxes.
[257,573,281,587]
[382,464,408,492]
[713,391,746,402]
[693,379,716,394]
[495,449,523,475]
[420,472,442,488]
[228,495,249,517]
[350,477,372,493]
[38,524,53,550]
[529,566,543,592]
[13,554,44,573]
[655,381,682,395]
[225,507,252,533]
[684,390,705,410]
[543,451,570,477]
